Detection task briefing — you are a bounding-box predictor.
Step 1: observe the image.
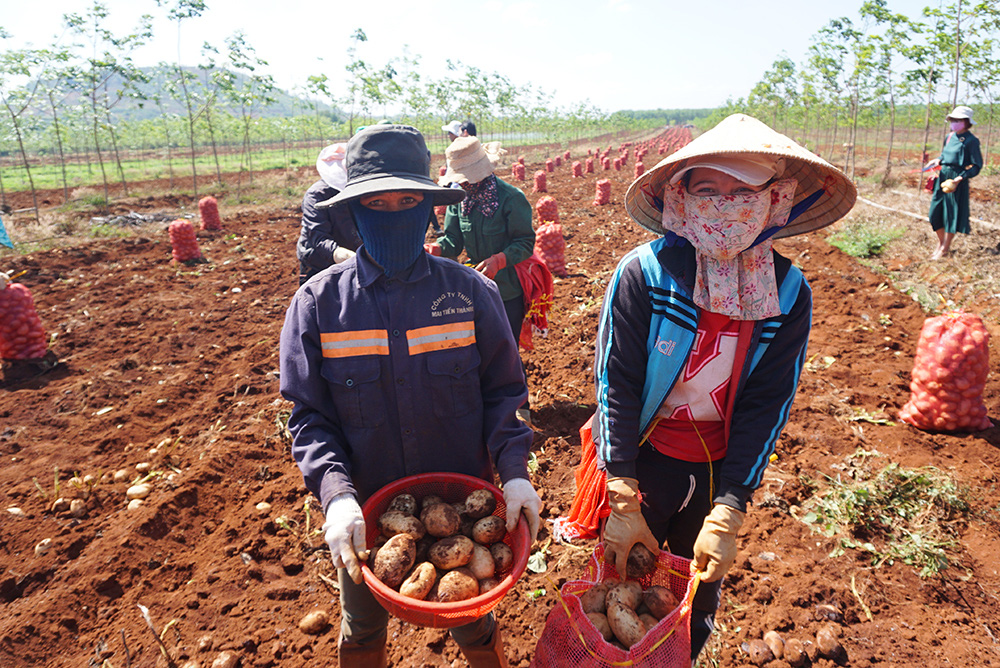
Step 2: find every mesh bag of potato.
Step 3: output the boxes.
[530,543,694,668]
[360,472,530,629]
[898,311,992,432]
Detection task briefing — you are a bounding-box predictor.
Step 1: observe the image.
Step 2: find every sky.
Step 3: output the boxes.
[1,0,941,114]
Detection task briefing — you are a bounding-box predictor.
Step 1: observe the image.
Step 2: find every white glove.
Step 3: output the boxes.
[323,493,369,584]
[503,477,541,543]
[333,247,356,264]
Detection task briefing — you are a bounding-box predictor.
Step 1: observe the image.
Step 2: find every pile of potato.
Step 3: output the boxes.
[369,489,515,604]
[579,578,680,649]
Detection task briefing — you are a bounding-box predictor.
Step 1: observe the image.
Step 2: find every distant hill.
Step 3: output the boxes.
[52,65,345,122]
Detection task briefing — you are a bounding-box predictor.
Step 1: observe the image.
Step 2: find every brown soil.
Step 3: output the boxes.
[2,141,1000,668]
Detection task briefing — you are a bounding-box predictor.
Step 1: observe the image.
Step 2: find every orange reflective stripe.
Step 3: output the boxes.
[320,329,389,358]
[407,321,475,355]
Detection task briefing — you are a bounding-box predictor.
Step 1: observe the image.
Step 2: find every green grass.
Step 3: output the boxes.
[799,448,972,577]
[827,217,906,258]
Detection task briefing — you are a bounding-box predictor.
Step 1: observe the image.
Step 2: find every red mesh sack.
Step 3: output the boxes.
[514,254,554,351]
[168,220,205,264]
[535,196,559,224]
[572,161,583,178]
[533,170,548,193]
[545,159,555,173]
[198,196,222,231]
[585,157,594,174]
[530,543,694,668]
[512,163,526,181]
[534,222,567,278]
[899,312,992,432]
[0,278,48,360]
[593,179,611,206]
[551,416,609,542]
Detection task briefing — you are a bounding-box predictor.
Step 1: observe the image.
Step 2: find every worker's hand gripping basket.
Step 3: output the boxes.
[360,472,530,629]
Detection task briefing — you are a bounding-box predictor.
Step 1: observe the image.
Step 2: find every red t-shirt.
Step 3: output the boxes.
[647,311,741,462]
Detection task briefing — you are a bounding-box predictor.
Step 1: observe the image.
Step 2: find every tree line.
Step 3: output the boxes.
[705,0,1000,185]
[0,3,674,220]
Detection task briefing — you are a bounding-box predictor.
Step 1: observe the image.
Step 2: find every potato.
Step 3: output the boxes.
[436,567,479,602]
[626,543,658,580]
[746,639,774,665]
[420,494,444,510]
[460,516,477,538]
[490,542,514,573]
[638,613,659,630]
[372,533,416,589]
[464,488,498,520]
[763,630,784,659]
[783,638,807,667]
[607,603,647,648]
[586,612,614,642]
[387,493,418,516]
[378,510,426,540]
[579,583,609,614]
[399,561,437,600]
[816,625,842,659]
[420,502,462,538]
[467,543,496,580]
[479,577,501,594]
[605,581,642,610]
[472,516,506,545]
[428,535,474,570]
[642,585,679,619]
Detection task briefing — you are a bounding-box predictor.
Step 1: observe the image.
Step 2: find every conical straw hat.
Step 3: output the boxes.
[625,114,857,238]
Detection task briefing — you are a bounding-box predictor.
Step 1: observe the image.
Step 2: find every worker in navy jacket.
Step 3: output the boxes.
[280,124,540,668]
[596,114,857,661]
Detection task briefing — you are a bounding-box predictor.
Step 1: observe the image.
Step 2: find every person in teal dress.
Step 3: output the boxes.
[927,105,983,259]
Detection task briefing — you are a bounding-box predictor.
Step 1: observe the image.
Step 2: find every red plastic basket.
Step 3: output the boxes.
[360,472,530,628]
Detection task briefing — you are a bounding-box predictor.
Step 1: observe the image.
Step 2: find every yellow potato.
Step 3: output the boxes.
[377,510,426,540]
[398,561,437,600]
[387,493,418,516]
[467,543,496,580]
[479,576,501,594]
[463,488,498,520]
[490,542,514,573]
[607,603,647,648]
[420,502,462,538]
[372,534,416,589]
[605,581,642,611]
[626,543,658,580]
[428,535,474,570]
[436,567,479,602]
[642,585,679,619]
[586,612,614,642]
[471,516,506,545]
[579,583,609,614]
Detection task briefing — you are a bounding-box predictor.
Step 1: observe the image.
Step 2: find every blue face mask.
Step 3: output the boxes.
[349,197,432,277]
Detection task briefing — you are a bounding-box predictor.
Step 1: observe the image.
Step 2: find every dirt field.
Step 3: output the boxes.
[1,133,999,668]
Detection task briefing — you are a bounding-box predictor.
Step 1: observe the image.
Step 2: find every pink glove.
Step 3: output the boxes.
[424,243,442,257]
[503,477,541,543]
[475,252,507,279]
[323,494,370,584]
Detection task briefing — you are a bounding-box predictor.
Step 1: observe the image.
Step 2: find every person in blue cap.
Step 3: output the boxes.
[280,123,540,667]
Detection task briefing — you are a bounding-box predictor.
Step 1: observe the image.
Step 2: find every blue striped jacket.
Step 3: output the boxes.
[594,237,812,512]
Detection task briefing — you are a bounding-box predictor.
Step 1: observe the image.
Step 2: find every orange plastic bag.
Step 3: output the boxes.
[515,254,554,351]
[899,312,992,432]
[530,543,695,668]
[552,417,610,542]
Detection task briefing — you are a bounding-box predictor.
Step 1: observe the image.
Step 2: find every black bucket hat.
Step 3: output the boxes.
[317,124,466,208]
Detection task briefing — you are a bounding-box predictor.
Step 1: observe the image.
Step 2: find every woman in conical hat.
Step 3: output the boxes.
[594,114,855,661]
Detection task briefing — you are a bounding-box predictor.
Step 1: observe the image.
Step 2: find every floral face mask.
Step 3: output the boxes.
[661,179,798,320]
